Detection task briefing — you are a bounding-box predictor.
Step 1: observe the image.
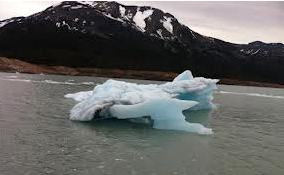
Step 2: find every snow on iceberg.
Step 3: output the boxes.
[65,70,218,134]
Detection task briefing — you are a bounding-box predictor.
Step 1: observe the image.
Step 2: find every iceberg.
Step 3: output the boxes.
[65,70,218,134]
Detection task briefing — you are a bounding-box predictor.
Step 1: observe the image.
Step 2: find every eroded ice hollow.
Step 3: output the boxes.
[65,70,218,134]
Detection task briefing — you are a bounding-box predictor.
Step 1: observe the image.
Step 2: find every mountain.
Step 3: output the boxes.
[0,1,283,84]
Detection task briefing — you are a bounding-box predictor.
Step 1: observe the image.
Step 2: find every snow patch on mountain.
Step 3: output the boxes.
[157,29,163,38]
[62,21,71,29]
[62,5,71,8]
[79,1,97,7]
[104,13,124,22]
[70,5,83,9]
[190,30,196,39]
[0,21,10,28]
[119,5,126,17]
[56,22,60,27]
[160,16,173,34]
[126,11,134,19]
[240,48,261,55]
[251,49,260,55]
[0,19,16,28]
[56,21,73,30]
[133,9,154,32]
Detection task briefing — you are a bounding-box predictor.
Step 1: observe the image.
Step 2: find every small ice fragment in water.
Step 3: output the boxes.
[65,91,93,102]
[65,70,218,134]
[7,75,18,78]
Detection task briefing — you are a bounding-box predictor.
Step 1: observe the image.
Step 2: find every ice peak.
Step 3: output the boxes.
[173,70,193,82]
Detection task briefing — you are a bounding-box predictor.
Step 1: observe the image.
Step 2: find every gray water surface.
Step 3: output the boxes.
[0,73,284,175]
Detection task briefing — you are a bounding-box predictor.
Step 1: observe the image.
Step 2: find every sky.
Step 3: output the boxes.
[0,1,283,44]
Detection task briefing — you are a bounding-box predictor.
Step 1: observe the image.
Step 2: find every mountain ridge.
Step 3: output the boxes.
[0,1,283,84]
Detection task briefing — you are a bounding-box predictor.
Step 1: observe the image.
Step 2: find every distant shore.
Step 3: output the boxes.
[1,56,284,88]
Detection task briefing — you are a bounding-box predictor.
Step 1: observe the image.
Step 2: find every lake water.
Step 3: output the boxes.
[0,72,284,175]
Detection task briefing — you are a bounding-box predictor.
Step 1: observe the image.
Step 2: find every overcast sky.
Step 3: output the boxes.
[0,1,283,44]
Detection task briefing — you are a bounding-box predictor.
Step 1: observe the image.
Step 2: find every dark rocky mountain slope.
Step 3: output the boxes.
[0,1,283,84]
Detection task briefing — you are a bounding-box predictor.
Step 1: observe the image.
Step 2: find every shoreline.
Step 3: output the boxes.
[1,56,284,88]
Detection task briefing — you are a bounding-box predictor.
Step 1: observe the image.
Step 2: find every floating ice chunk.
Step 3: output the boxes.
[109,98,195,119]
[110,98,212,134]
[65,91,93,102]
[65,70,218,134]
[160,77,218,110]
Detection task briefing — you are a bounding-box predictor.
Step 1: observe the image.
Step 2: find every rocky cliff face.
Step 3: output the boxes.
[0,1,283,84]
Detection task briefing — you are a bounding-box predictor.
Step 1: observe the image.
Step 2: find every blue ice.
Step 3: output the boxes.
[65,70,218,134]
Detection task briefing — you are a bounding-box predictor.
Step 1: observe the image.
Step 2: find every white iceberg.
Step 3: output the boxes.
[65,70,218,134]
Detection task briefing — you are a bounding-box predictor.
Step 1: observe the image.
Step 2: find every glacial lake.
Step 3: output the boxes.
[0,72,284,175]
